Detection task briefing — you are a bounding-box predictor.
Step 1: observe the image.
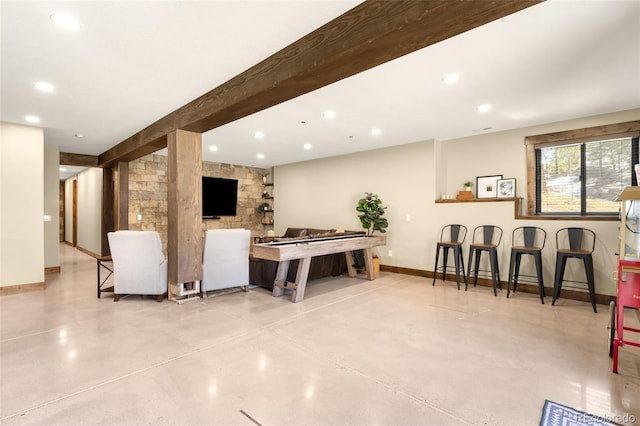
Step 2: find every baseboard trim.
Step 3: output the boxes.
[0,281,46,296]
[381,264,430,278]
[380,264,615,306]
[75,245,103,259]
[45,266,61,274]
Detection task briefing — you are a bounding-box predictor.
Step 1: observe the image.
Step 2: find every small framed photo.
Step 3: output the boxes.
[497,178,516,198]
[476,175,502,198]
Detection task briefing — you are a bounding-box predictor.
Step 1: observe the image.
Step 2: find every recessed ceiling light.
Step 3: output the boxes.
[74,133,84,138]
[441,73,460,85]
[209,145,218,152]
[59,167,67,172]
[371,128,382,136]
[25,115,40,123]
[303,143,312,150]
[477,104,492,113]
[50,13,80,31]
[323,110,336,120]
[256,153,265,159]
[254,131,265,139]
[34,81,54,93]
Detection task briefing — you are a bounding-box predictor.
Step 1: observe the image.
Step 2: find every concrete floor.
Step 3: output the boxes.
[1,243,639,425]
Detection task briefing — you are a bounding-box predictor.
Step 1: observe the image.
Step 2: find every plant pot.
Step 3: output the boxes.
[373,257,380,278]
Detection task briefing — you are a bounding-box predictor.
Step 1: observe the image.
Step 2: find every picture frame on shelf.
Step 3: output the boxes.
[497,178,516,198]
[476,175,503,198]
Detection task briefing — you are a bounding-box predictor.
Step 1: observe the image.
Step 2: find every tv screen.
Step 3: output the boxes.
[202,176,238,218]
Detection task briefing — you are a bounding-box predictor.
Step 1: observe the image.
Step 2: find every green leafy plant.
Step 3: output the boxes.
[464,180,474,188]
[356,192,389,236]
[257,202,270,213]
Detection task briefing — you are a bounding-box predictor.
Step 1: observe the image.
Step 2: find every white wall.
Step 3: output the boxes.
[43,144,60,269]
[274,109,640,297]
[76,168,103,255]
[0,122,44,287]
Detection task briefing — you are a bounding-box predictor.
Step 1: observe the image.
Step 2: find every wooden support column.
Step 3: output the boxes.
[167,129,203,300]
[101,168,115,256]
[114,161,129,230]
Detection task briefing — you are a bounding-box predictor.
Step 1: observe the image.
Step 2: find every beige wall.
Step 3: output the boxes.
[275,109,640,297]
[275,140,435,269]
[436,108,640,296]
[0,122,44,287]
[76,168,103,255]
[64,178,74,244]
[43,144,60,269]
[440,108,640,197]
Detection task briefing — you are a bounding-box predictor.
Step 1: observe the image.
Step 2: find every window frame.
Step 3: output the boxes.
[525,120,640,220]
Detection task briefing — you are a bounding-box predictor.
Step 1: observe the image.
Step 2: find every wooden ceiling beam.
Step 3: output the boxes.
[98,0,543,167]
[60,152,98,167]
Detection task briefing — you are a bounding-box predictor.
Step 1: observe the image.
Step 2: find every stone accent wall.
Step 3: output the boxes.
[128,153,270,254]
[201,161,268,232]
[128,154,168,251]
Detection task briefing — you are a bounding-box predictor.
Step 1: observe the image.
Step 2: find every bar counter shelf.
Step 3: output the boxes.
[435,197,520,203]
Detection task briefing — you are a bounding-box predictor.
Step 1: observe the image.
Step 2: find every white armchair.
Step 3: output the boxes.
[202,229,250,297]
[107,230,168,302]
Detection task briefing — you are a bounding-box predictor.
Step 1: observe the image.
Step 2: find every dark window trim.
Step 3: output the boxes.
[525,120,640,218]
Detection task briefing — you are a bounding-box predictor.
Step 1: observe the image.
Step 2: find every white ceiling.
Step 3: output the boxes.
[2,0,639,172]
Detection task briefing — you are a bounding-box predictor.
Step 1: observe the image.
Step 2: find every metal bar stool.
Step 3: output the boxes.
[552,227,597,313]
[467,225,503,295]
[433,224,467,290]
[506,226,547,303]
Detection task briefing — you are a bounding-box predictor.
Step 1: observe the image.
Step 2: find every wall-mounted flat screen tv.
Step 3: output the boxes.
[202,176,238,218]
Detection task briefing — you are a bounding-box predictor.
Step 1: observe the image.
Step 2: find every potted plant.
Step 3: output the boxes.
[355,192,388,277]
[356,192,388,236]
[464,180,474,192]
[257,202,270,213]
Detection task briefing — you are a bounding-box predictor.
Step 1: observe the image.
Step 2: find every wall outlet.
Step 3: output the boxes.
[405,214,411,222]
[137,214,142,221]
[388,250,393,257]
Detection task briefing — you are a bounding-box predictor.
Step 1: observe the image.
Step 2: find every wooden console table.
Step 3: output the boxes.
[252,234,387,303]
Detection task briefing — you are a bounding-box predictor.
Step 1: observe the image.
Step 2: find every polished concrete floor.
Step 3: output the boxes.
[1,244,639,425]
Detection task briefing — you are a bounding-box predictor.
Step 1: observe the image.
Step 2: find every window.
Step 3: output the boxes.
[526,120,640,217]
[536,137,638,214]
